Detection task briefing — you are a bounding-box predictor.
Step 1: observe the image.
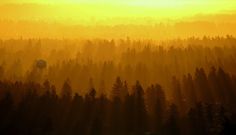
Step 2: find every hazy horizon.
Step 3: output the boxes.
[1,0,236,24]
[0,0,236,39]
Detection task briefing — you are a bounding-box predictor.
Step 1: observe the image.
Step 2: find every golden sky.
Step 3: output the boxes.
[0,0,236,25]
[1,0,236,39]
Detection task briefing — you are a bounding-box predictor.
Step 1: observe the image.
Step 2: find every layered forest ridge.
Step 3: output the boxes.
[0,37,236,135]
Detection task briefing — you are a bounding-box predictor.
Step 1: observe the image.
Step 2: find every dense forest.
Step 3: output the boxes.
[0,36,236,135]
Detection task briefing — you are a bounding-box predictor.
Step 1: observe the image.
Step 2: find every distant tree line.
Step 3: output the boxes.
[0,36,236,97]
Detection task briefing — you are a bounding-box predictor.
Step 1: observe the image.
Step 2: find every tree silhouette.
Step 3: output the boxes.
[0,65,234,135]
[164,104,180,135]
[171,76,185,113]
[182,74,197,108]
[133,81,147,135]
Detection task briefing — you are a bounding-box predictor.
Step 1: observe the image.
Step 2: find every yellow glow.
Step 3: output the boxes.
[1,0,236,39]
[0,0,236,25]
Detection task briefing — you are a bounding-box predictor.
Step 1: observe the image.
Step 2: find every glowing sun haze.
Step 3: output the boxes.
[1,0,236,39]
[1,0,236,25]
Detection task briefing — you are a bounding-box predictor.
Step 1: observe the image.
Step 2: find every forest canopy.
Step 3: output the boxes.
[0,35,236,135]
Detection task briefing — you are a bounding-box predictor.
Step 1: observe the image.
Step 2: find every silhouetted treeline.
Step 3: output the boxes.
[0,67,236,135]
[0,36,236,97]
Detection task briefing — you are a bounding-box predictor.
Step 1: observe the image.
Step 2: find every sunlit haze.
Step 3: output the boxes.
[1,0,236,39]
[1,0,236,24]
[1,1,236,135]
